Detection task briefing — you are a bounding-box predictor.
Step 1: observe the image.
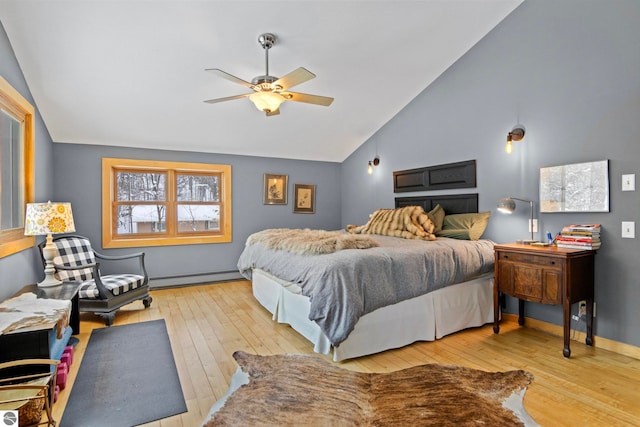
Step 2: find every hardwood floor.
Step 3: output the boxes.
[52,280,640,426]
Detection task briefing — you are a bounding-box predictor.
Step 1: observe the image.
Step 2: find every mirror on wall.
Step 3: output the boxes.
[539,160,609,213]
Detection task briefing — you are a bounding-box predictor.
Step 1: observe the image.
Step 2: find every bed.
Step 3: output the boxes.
[238,194,495,361]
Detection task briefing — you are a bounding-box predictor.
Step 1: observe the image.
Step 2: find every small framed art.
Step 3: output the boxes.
[263,174,288,205]
[293,184,315,214]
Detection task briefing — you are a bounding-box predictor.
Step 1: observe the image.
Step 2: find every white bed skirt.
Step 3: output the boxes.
[251,269,494,361]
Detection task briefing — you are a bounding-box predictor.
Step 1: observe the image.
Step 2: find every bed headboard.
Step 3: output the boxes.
[394,193,479,214]
[393,160,476,193]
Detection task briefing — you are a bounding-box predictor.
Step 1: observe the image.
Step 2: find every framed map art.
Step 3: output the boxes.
[539,160,609,213]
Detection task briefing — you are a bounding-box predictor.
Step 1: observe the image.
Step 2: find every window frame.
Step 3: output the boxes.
[102,158,232,248]
[0,75,35,258]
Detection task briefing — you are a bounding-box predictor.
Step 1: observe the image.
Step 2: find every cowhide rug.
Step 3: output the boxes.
[246,228,379,255]
[202,351,539,426]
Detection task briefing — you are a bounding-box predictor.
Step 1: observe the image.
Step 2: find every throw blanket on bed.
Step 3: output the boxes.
[246,229,379,255]
[238,235,494,347]
[345,205,436,240]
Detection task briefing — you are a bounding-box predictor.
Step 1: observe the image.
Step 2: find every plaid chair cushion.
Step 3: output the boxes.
[78,274,145,299]
[52,237,96,282]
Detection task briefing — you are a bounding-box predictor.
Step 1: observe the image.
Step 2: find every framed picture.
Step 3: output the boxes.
[539,160,609,212]
[293,184,315,214]
[263,174,288,205]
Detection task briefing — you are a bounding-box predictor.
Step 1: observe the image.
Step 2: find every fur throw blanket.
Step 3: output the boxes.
[246,228,379,255]
[346,205,436,240]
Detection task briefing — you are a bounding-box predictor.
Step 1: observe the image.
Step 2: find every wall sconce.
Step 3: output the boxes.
[367,156,380,174]
[505,126,525,154]
[497,196,536,242]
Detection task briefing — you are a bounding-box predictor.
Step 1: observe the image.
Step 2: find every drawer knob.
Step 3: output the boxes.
[550,261,555,265]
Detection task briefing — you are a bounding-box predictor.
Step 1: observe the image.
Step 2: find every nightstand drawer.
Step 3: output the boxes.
[498,251,562,269]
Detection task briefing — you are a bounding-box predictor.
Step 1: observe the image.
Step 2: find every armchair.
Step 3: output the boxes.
[0,358,59,427]
[38,235,152,326]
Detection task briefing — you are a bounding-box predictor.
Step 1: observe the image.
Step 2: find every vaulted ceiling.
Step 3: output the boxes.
[0,1,523,162]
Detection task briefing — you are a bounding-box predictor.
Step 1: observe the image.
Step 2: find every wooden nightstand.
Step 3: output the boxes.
[493,243,595,357]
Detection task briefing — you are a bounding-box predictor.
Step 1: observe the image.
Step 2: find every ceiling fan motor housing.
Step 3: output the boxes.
[251,75,278,86]
[258,33,276,50]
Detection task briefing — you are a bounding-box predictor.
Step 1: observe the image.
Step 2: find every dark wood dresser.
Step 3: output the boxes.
[493,243,595,357]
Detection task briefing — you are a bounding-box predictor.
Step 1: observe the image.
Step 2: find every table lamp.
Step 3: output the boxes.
[497,197,536,243]
[24,201,76,287]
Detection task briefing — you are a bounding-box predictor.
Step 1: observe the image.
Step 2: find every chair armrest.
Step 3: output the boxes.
[0,358,60,373]
[94,251,144,261]
[94,251,149,286]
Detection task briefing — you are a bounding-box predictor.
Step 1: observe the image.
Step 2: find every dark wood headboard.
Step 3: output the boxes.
[395,193,479,214]
[393,160,476,193]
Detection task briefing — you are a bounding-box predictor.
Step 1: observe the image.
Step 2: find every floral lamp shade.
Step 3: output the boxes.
[24,202,76,236]
[24,202,76,287]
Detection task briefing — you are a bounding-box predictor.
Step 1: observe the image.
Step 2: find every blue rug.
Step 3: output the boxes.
[61,319,187,426]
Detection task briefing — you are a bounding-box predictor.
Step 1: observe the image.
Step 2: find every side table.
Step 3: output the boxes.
[493,243,595,358]
[0,282,80,365]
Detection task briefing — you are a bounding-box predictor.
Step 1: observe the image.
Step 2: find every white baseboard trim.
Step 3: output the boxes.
[148,271,244,288]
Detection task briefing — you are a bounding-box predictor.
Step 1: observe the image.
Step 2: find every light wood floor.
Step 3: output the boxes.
[52,280,640,426]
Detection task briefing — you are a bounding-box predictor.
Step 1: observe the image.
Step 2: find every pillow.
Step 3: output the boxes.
[426,204,445,234]
[438,211,491,240]
[436,228,473,240]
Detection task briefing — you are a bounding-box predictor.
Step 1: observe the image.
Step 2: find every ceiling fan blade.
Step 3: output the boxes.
[203,93,250,104]
[281,91,334,106]
[272,67,316,91]
[206,69,255,89]
[266,108,281,117]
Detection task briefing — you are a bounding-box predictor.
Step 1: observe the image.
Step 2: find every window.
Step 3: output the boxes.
[102,158,232,248]
[0,75,35,258]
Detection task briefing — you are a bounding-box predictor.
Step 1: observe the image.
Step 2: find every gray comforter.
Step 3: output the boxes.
[237,234,495,347]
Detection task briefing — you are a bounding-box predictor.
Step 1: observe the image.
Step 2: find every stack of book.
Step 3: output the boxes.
[556,224,601,250]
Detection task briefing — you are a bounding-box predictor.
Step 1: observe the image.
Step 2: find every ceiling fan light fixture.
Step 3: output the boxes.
[249,91,285,113]
[205,32,333,115]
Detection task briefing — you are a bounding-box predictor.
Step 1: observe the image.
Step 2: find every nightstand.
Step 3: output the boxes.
[493,243,595,357]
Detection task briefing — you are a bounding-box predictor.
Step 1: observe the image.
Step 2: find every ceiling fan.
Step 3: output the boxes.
[204,33,334,116]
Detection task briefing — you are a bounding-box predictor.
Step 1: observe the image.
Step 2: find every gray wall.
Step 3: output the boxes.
[3,1,640,350]
[52,144,341,283]
[0,17,340,300]
[1,12,342,294]
[341,0,640,348]
[0,21,55,301]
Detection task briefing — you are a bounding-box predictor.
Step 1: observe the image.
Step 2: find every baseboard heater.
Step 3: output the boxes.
[149,270,244,288]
